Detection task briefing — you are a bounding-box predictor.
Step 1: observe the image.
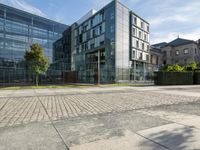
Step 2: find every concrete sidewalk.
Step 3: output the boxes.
[69,105,200,150]
[0,86,133,97]
[1,85,200,97]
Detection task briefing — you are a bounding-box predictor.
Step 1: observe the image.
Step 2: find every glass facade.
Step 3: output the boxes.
[71,1,116,83]
[53,0,150,83]
[53,27,72,71]
[0,3,67,69]
[115,2,130,81]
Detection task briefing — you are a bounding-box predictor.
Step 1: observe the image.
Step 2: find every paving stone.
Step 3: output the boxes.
[0,91,200,127]
[0,97,49,127]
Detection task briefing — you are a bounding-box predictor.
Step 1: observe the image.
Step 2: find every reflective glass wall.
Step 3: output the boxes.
[72,1,116,83]
[115,2,130,81]
[0,4,67,69]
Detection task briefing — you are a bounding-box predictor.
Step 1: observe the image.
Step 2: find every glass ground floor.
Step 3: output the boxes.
[0,49,153,85]
[76,49,116,84]
[75,49,152,84]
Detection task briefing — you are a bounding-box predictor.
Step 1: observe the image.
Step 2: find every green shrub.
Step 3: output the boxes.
[161,64,184,72]
[184,61,198,71]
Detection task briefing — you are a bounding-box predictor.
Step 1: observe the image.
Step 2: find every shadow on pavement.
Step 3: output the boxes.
[138,126,194,150]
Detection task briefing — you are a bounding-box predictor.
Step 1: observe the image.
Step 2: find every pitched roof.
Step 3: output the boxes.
[167,38,196,47]
[150,46,162,54]
[152,42,168,48]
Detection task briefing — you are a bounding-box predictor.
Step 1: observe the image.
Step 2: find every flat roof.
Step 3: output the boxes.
[0,3,68,27]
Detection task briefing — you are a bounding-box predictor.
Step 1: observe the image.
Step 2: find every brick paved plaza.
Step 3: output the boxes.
[0,89,199,128]
[1,86,200,150]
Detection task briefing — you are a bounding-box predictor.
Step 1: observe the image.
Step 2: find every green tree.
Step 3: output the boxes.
[25,43,49,86]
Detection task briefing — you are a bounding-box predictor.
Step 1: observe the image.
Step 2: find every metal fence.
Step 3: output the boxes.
[66,67,155,84]
[0,67,155,87]
[0,68,64,87]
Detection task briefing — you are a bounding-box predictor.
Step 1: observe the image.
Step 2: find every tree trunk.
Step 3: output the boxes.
[36,74,38,86]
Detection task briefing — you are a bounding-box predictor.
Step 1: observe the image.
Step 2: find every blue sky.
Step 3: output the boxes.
[0,0,200,44]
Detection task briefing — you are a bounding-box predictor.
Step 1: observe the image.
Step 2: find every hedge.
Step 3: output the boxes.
[154,72,194,85]
[194,71,200,84]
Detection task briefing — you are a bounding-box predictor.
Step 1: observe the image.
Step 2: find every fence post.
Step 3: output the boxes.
[3,70,5,87]
[24,69,26,86]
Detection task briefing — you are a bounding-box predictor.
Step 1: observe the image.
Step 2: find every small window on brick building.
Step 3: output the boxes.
[184,49,189,54]
[175,50,179,56]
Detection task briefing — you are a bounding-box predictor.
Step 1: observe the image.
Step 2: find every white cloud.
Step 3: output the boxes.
[145,0,200,44]
[0,0,46,17]
[149,1,200,26]
[151,28,200,44]
[150,15,187,27]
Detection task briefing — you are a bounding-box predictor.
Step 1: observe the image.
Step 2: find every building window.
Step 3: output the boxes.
[147,25,149,32]
[132,28,136,36]
[100,11,105,21]
[184,48,189,54]
[132,50,136,58]
[99,26,102,34]
[92,29,95,37]
[141,21,144,29]
[147,45,150,51]
[146,54,149,61]
[142,43,144,50]
[136,40,139,48]
[91,20,93,27]
[133,17,137,25]
[91,43,95,49]
[83,25,87,32]
[175,50,179,55]
[139,52,143,60]
[150,55,153,64]
[100,41,104,46]
[139,31,142,38]
[144,34,147,41]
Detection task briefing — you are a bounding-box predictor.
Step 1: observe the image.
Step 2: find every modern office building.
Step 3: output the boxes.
[54,0,150,83]
[0,3,67,70]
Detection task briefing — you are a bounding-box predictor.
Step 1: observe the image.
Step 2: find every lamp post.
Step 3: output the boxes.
[98,50,100,85]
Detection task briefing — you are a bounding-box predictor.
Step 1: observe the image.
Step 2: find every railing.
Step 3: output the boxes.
[0,67,155,87]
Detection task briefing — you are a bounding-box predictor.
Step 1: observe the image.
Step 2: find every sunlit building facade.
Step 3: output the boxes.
[0,3,67,69]
[54,0,150,83]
